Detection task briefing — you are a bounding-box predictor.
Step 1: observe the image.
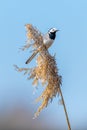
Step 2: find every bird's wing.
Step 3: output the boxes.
[43,33,54,49]
[43,33,49,44]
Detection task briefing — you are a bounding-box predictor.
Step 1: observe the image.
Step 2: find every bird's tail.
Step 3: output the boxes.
[25,51,38,64]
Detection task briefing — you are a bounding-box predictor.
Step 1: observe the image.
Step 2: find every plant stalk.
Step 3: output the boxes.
[59,87,71,130]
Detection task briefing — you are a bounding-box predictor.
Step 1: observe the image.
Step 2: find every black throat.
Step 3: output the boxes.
[49,32,56,40]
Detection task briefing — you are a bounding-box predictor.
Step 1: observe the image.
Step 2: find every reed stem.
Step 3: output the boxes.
[59,87,71,130]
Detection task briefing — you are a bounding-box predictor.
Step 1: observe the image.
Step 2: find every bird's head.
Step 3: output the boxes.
[48,28,59,40]
[49,28,59,33]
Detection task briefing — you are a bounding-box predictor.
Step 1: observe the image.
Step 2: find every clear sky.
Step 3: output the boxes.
[0,0,87,129]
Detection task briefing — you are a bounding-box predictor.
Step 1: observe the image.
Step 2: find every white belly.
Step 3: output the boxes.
[43,34,54,48]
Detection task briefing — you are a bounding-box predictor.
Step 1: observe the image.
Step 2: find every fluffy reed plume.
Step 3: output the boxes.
[15,24,71,129]
[21,24,43,51]
[15,24,72,130]
[15,51,62,118]
[14,24,62,118]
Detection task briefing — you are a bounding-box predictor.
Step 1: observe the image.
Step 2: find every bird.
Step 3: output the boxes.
[25,28,59,64]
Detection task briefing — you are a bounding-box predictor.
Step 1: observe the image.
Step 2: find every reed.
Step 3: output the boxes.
[14,24,71,130]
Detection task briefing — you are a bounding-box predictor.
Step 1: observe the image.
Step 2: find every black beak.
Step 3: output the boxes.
[56,29,60,32]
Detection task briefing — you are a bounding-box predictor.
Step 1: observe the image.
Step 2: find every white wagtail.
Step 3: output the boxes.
[25,28,59,64]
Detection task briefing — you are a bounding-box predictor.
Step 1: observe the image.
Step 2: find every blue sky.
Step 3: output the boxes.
[0,0,87,129]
